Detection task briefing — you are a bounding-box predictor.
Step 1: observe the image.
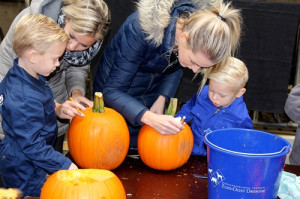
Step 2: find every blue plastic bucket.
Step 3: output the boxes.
[204,128,291,199]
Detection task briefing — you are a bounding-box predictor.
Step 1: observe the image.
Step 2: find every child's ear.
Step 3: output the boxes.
[236,88,246,98]
[27,50,38,64]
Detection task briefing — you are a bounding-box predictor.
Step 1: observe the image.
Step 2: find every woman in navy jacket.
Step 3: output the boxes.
[93,0,242,146]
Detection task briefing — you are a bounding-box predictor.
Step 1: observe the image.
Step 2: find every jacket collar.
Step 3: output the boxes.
[137,0,212,48]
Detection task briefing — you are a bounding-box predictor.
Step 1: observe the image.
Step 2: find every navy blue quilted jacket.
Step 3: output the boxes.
[93,0,208,126]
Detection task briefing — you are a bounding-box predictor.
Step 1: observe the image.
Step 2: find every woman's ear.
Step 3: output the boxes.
[179,32,189,44]
[236,88,246,98]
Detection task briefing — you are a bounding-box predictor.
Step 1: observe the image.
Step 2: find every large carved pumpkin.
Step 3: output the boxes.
[137,98,193,170]
[40,169,126,199]
[68,92,130,170]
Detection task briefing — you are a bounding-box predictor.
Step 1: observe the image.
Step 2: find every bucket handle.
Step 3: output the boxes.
[205,133,289,156]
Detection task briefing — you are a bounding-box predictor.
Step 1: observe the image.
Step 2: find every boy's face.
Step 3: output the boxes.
[208,79,244,108]
[34,41,67,77]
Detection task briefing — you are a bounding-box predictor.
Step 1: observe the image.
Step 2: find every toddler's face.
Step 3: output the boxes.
[208,79,240,108]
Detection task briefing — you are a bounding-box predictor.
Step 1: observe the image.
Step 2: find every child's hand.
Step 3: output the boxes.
[68,162,78,170]
[55,100,85,119]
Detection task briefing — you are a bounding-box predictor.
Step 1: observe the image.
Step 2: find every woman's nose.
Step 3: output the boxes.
[67,40,78,51]
[55,60,60,67]
[192,66,199,73]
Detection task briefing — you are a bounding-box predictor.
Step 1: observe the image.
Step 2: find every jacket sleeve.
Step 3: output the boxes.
[158,69,183,100]
[231,98,253,129]
[65,63,89,96]
[11,97,71,173]
[102,19,151,126]
[239,116,253,129]
[285,83,300,124]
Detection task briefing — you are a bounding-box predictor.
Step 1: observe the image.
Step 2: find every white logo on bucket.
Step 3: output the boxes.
[208,167,225,187]
[208,164,266,194]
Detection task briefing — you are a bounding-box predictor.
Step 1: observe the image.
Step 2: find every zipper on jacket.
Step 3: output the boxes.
[162,51,178,73]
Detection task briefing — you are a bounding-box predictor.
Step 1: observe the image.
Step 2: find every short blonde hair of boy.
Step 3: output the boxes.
[208,57,249,91]
[13,14,69,57]
[63,0,110,41]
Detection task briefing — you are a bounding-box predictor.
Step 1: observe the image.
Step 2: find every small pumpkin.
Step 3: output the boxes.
[40,169,126,199]
[68,92,130,170]
[138,98,193,170]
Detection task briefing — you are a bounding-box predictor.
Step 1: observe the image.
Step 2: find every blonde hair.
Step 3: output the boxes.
[179,0,242,91]
[181,1,241,63]
[13,14,69,57]
[208,57,249,91]
[63,0,110,41]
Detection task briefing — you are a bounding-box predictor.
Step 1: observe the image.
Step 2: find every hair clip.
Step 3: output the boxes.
[217,14,225,22]
[179,11,190,19]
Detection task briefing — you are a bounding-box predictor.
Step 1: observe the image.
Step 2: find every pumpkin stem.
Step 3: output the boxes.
[165,98,178,116]
[93,92,105,113]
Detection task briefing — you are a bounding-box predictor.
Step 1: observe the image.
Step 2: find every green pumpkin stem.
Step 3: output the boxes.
[93,92,105,113]
[165,98,178,116]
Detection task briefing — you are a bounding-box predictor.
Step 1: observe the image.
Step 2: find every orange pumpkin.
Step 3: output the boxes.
[137,98,194,170]
[68,92,130,170]
[40,169,126,199]
[138,124,193,170]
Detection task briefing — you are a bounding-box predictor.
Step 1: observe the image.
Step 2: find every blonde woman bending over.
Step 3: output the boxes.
[93,0,242,147]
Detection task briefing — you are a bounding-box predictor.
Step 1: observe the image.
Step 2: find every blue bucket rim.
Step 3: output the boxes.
[204,128,291,157]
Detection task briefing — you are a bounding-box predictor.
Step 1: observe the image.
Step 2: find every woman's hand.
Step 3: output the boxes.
[150,95,166,114]
[68,162,78,170]
[71,89,93,108]
[141,111,184,135]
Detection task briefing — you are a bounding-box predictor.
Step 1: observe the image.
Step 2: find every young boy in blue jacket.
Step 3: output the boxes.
[176,57,253,156]
[0,14,78,197]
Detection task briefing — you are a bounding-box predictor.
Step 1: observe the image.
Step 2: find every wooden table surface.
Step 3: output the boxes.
[114,150,300,199]
[25,150,300,199]
[114,150,209,199]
